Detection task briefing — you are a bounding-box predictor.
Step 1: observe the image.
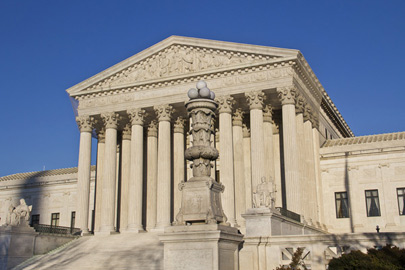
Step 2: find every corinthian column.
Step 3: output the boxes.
[263,105,275,183]
[94,129,105,233]
[76,115,96,234]
[126,109,146,232]
[146,121,158,231]
[312,114,324,224]
[232,109,246,227]
[98,112,120,235]
[173,117,186,217]
[245,91,266,191]
[154,104,174,230]
[295,95,306,219]
[277,86,301,214]
[120,124,131,232]
[216,95,236,225]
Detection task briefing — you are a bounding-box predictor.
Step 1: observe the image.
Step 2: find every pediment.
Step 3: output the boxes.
[67,36,299,96]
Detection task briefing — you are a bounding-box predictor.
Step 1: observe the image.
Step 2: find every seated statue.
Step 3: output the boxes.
[5,199,32,226]
[253,177,276,209]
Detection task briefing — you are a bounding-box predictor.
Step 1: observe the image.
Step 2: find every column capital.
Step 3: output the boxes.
[101,112,121,129]
[295,94,306,114]
[174,117,186,134]
[263,105,273,123]
[154,104,174,122]
[245,91,266,110]
[232,109,244,127]
[122,124,132,140]
[242,124,250,138]
[277,85,297,105]
[312,113,320,129]
[76,115,96,132]
[304,105,312,123]
[216,95,235,114]
[147,120,158,137]
[96,128,106,143]
[128,108,147,126]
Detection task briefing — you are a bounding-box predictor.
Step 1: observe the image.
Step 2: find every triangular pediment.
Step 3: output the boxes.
[67,36,299,96]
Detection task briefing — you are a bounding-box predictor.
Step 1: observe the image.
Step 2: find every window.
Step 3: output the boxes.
[397,188,405,215]
[335,192,349,218]
[365,190,381,217]
[51,213,60,227]
[71,211,76,228]
[31,214,40,226]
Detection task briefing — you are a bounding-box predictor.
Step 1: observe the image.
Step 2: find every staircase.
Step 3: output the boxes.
[13,232,163,270]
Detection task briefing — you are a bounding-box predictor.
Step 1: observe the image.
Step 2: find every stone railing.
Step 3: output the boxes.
[33,224,81,236]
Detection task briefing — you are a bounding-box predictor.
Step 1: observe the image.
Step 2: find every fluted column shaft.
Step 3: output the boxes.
[155,105,173,230]
[278,86,301,214]
[126,109,146,232]
[295,96,306,219]
[99,112,120,234]
[243,125,252,209]
[263,105,275,183]
[173,117,185,216]
[120,125,131,231]
[146,121,158,230]
[76,115,95,234]
[94,130,105,232]
[312,115,324,224]
[245,91,266,191]
[232,109,246,227]
[272,120,283,208]
[216,95,236,225]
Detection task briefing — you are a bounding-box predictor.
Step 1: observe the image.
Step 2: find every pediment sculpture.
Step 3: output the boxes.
[5,198,32,227]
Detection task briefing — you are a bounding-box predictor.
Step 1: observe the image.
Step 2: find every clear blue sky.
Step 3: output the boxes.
[1,1,404,176]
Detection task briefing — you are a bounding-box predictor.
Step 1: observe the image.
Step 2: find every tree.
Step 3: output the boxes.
[275,248,308,270]
[328,245,405,270]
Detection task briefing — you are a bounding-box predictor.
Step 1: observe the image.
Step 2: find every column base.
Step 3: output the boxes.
[159,224,243,270]
[121,226,145,234]
[94,225,116,236]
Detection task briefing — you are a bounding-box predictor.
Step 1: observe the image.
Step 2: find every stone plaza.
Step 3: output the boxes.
[1,36,405,269]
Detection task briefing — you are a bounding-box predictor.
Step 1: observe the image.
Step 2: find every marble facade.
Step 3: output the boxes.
[1,36,404,269]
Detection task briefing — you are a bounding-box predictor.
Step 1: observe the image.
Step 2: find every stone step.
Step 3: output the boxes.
[13,232,163,270]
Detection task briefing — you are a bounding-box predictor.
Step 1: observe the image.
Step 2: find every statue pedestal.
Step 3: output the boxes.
[0,224,38,270]
[159,224,243,270]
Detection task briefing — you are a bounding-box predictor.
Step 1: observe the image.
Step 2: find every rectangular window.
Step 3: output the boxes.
[70,211,76,228]
[365,190,381,217]
[51,213,60,227]
[335,192,349,218]
[31,214,40,226]
[397,188,405,215]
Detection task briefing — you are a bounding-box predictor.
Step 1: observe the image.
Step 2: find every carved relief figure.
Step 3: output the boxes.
[253,177,276,209]
[5,199,32,226]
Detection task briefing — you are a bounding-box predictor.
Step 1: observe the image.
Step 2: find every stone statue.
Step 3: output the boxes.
[5,199,32,226]
[253,177,276,209]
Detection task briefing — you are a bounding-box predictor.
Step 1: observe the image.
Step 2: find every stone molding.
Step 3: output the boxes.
[277,86,297,105]
[122,124,132,140]
[101,112,120,129]
[76,115,96,133]
[173,117,186,134]
[216,95,235,114]
[154,104,174,122]
[245,90,265,110]
[127,108,147,126]
[263,105,273,123]
[147,120,158,137]
[242,124,250,138]
[232,109,244,127]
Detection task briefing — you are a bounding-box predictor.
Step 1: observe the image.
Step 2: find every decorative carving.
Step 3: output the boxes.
[122,124,132,140]
[295,94,306,114]
[76,115,96,132]
[245,90,266,110]
[263,105,273,123]
[216,95,234,114]
[5,199,32,227]
[277,86,297,105]
[242,124,250,138]
[312,112,319,129]
[154,104,174,122]
[304,105,312,123]
[127,108,147,126]
[232,109,244,127]
[174,117,186,134]
[253,177,276,209]
[96,128,105,143]
[147,120,158,137]
[101,112,120,129]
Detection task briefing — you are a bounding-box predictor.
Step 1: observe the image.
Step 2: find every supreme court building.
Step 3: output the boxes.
[1,36,405,268]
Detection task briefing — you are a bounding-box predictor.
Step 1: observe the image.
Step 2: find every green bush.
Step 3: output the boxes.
[328,245,405,270]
